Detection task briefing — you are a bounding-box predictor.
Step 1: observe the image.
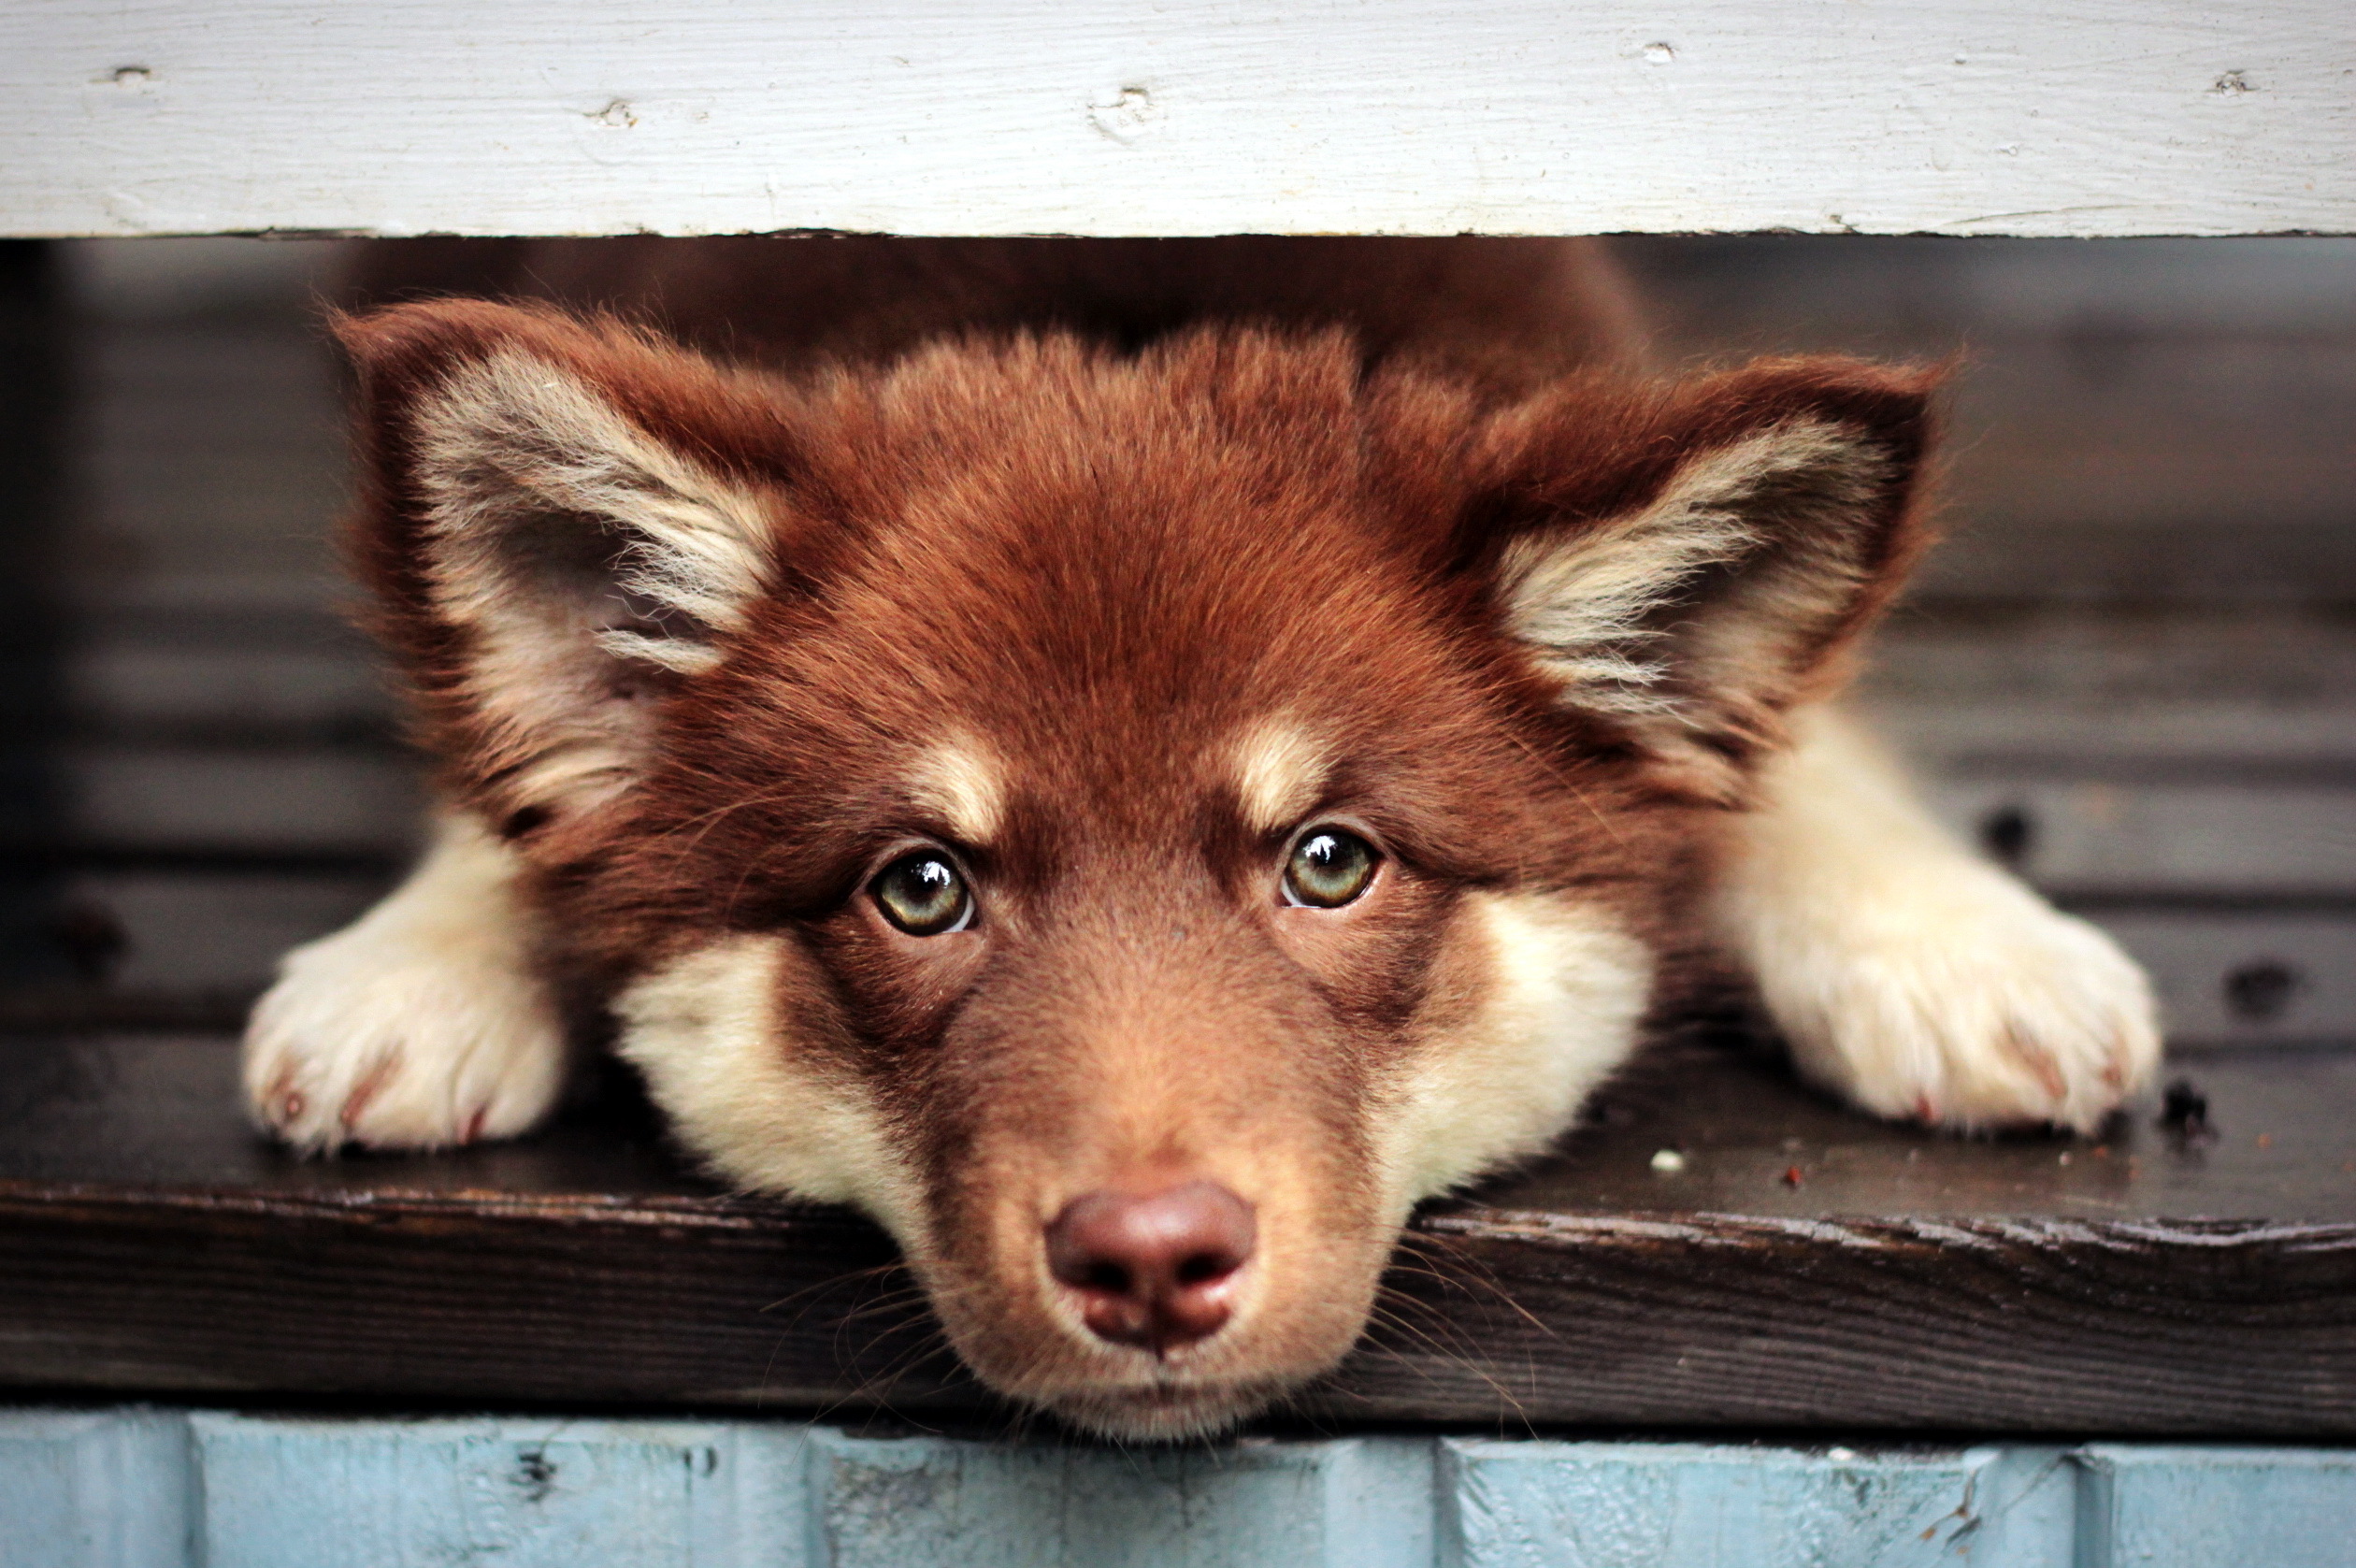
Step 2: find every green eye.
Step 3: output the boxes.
[869,852,973,936]
[1282,828,1380,909]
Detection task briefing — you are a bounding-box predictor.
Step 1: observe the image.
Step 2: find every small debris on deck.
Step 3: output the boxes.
[2161,1078,2213,1138]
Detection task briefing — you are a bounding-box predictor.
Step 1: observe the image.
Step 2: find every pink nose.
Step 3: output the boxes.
[1045,1180,1257,1354]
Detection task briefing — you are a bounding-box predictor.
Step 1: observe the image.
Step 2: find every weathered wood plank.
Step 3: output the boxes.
[0,1408,194,1568]
[2,1036,2352,1435]
[5,4,2351,239]
[1440,1442,2076,1567]
[2086,913,2356,1047]
[12,1411,2356,1568]
[2074,1446,2356,1568]
[190,1415,809,1568]
[806,1429,1433,1568]
[1921,778,2356,899]
[45,746,422,859]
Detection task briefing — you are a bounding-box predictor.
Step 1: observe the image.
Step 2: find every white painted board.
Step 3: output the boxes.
[5,2,2350,239]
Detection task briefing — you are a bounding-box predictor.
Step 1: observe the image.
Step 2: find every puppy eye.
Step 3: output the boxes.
[869,852,974,936]
[1282,828,1379,909]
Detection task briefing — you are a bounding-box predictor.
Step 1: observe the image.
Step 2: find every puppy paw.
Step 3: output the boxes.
[242,904,567,1155]
[1758,872,2161,1135]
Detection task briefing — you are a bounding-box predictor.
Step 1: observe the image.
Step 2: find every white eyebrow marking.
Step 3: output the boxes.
[910,738,1005,843]
[1230,717,1329,835]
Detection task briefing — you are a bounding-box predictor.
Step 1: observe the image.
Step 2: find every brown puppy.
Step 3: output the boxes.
[245,239,2157,1438]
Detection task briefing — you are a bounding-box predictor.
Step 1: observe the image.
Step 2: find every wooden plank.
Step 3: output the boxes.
[46,870,387,992]
[190,1415,809,1568]
[805,1429,1433,1568]
[1440,1442,2076,1567]
[48,745,422,858]
[1628,237,2356,604]
[20,1412,2355,1568]
[0,1408,194,1568]
[1920,778,2356,899]
[2074,1446,2356,1568]
[4,3,2351,240]
[2088,913,2356,1048]
[2,1035,2353,1435]
[1860,611,2356,732]
[59,315,346,618]
[62,639,393,744]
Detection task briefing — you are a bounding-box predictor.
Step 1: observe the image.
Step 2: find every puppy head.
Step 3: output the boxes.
[337,301,1933,1436]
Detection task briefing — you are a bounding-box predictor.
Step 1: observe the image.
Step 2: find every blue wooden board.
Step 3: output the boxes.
[3,1408,2350,1567]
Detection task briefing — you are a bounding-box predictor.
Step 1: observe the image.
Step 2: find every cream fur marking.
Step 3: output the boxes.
[412,352,776,817]
[1377,892,1653,1213]
[241,812,567,1152]
[1229,718,1329,835]
[613,935,927,1244]
[908,738,1007,845]
[1720,705,2161,1133]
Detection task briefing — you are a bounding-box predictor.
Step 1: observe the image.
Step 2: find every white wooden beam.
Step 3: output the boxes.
[5,2,2350,239]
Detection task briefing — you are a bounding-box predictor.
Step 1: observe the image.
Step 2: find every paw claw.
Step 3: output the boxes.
[338,1054,401,1130]
[2000,1025,2068,1102]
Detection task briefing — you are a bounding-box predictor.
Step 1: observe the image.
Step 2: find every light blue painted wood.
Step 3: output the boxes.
[191,1414,811,1568]
[806,1429,1431,1568]
[1439,1440,2078,1568]
[5,1409,2353,1566]
[2074,1446,2356,1568]
[0,1407,193,1568]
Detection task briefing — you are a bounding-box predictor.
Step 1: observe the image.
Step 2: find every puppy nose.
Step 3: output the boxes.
[1045,1180,1257,1354]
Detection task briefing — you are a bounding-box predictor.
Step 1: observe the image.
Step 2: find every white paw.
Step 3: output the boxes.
[244,915,568,1153]
[1753,870,2162,1135]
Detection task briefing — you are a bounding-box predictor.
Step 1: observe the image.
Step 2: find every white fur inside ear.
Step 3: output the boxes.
[411,351,776,814]
[1499,419,1889,725]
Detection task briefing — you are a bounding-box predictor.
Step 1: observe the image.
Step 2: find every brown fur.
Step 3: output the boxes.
[324,238,1935,1434]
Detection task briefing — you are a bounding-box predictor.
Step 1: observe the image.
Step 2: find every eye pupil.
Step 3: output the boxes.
[870,853,971,935]
[1284,828,1378,909]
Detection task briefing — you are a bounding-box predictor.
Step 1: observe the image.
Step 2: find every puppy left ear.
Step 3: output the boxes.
[1472,357,1938,798]
[333,299,797,845]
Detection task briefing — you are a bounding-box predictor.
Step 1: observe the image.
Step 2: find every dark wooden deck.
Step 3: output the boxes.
[3,1030,2350,1434]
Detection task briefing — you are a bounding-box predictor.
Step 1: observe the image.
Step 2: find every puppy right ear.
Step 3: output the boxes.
[337,300,792,843]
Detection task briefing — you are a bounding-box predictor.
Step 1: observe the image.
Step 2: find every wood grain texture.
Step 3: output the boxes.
[2,1036,2352,1435]
[4,3,2350,239]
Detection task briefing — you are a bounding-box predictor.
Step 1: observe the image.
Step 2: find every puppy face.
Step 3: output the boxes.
[337,304,1931,1436]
